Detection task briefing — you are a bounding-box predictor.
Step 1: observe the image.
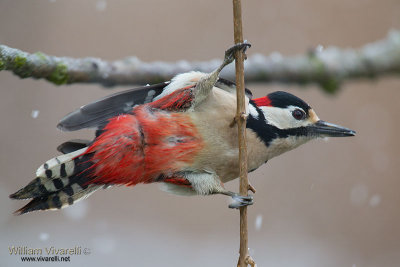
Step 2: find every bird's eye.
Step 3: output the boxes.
[292,109,305,120]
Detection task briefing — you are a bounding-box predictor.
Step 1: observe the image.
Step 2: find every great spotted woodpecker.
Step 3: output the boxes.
[10,43,355,214]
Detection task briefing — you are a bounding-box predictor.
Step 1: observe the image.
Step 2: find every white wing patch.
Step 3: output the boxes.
[144,89,156,103]
[154,71,207,100]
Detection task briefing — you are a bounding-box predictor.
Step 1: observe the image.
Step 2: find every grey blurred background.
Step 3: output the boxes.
[1,0,400,266]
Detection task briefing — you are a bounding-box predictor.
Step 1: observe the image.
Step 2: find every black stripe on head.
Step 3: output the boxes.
[247,101,276,145]
[247,100,309,146]
[277,126,308,139]
[267,91,311,112]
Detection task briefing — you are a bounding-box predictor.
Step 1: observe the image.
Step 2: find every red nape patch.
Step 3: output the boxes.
[253,96,271,107]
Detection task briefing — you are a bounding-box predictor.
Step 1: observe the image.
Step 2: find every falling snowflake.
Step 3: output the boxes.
[316,44,324,53]
[31,110,40,119]
[96,0,107,11]
[369,194,381,207]
[39,232,49,241]
[255,214,263,231]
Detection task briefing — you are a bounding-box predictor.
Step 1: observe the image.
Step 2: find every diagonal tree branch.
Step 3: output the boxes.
[1,30,400,92]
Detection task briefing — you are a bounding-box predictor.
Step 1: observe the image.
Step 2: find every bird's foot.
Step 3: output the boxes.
[222,41,251,67]
[228,193,254,209]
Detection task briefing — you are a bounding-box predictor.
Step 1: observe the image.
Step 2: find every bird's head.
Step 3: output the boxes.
[248,91,355,159]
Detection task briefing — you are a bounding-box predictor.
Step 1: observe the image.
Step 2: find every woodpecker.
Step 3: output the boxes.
[10,43,355,214]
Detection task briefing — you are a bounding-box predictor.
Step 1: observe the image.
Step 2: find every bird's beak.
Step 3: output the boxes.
[308,120,356,137]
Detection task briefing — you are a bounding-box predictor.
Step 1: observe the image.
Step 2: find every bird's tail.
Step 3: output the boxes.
[9,145,104,215]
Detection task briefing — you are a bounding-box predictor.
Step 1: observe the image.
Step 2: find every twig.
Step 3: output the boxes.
[245,255,256,267]
[248,183,256,194]
[232,1,254,267]
[2,30,400,92]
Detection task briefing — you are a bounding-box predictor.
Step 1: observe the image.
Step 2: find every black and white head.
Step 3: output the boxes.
[247,91,355,159]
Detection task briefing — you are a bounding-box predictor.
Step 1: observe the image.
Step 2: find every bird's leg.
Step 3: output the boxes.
[220,190,254,209]
[183,171,254,209]
[193,42,251,107]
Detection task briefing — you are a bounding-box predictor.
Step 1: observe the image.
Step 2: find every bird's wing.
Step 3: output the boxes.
[57,78,253,132]
[215,78,253,100]
[57,82,169,131]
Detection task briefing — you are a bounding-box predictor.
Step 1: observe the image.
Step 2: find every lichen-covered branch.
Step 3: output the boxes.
[1,30,400,92]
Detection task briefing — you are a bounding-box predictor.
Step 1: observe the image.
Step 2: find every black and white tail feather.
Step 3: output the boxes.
[9,143,104,215]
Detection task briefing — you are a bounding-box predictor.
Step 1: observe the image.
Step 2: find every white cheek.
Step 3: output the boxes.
[260,106,310,129]
[259,106,293,129]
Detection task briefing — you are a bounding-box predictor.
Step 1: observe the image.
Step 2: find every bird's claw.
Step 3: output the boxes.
[228,193,254,209]
[224,41,251,65]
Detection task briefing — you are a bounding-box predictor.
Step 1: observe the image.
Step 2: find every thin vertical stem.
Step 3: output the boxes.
[232,1,254,267]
